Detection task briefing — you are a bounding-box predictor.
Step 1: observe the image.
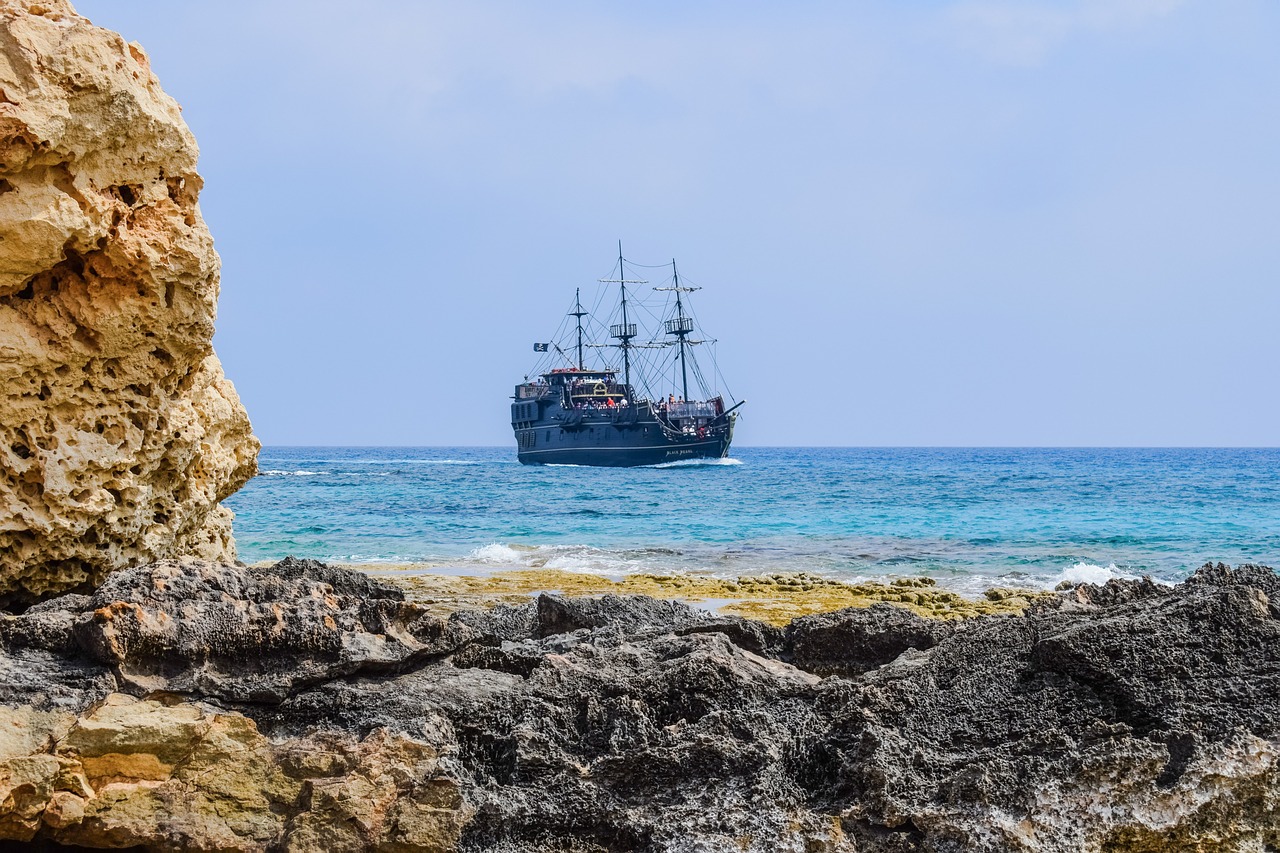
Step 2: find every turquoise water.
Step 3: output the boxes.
[225,447,1280,593]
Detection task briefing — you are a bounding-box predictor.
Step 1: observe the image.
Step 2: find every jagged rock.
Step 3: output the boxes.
[0,0,258,605]
[3,558,471,702]
[785,601,955,676]
[532,591,724,639]
[0,559,1278,851]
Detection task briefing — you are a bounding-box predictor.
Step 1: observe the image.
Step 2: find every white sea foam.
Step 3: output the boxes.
[259,469,325,476]
[357,539,1182,599]
[542,548,634,574]
[467,543,529,564]
[460,542,658,576]
[648,457,744,469]
[1052,561,1136,587]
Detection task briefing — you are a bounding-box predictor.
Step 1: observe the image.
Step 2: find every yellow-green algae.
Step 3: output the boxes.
[351,567,1052,626]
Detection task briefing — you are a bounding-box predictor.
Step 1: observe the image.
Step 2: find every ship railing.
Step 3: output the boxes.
[569,383,625,399]
[661,401,718,419]
[570,399,633,412]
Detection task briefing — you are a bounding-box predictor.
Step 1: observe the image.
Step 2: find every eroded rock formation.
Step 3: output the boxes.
[0,559,1277,851]
[0,0,258,602]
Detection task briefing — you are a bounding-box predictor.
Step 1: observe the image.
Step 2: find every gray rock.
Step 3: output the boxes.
[2,558,1279,852]
[533,592,714,638]
[785,601,956,676]
[2,557,474,703]
[0,647,114,713]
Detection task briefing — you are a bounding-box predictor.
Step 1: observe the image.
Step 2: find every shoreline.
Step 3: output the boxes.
[312,562,1054,624]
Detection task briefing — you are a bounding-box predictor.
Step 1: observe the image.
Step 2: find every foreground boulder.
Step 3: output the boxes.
[0,0,258,605]
[0,559,1278,851]
[5,557,472,702]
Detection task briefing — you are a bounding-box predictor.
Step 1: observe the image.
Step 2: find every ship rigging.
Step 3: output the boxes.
[511,245,743,466]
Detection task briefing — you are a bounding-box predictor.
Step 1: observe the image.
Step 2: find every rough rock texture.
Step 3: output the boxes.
[0,0,258,604]
[0,695,469,851]
[1,559,1279,851]
[66,557,471,702]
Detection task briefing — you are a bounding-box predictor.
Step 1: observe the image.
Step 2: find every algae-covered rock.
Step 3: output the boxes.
[386,566,1051,624]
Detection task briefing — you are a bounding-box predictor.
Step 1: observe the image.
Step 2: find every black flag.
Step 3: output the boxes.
[533,342,549,352]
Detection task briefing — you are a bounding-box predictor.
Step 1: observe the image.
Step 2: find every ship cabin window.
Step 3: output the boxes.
[545,431,551,441]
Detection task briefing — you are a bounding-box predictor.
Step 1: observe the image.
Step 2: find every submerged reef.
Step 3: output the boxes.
[381,566,1051,624]
[0,0,258,605]
[0,558,1277,851]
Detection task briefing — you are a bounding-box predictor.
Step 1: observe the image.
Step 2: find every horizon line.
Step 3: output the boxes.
[251,444,1280,450]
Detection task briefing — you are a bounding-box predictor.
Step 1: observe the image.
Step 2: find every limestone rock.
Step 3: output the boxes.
[0,0,258,604]
[0,694,470,850]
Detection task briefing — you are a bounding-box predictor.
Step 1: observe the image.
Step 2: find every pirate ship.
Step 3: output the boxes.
[511,246,743,466]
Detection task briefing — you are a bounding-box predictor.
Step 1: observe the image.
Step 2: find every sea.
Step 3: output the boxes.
[225,447,1280,595]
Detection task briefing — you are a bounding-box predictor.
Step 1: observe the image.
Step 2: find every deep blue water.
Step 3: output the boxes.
[224,447,1280,593]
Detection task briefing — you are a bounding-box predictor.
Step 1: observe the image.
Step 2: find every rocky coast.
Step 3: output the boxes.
[0,558,1278,851]
[2,2,1279,851]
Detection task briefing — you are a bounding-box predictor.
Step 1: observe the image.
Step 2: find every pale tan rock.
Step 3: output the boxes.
[284,730,468,853]
[0,703,74,759]
[0,0,258,603]
[0,694,471,850]
[41,789,85,829]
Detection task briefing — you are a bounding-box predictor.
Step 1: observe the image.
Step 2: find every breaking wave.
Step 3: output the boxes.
[463,542,688,576]
[1043,561,1174,588]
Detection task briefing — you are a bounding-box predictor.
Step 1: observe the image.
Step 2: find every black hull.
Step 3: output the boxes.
[512,374,739,468]
[517,434,731,467]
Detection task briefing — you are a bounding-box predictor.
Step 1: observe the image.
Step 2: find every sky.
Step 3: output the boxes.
[76,0,1280,446]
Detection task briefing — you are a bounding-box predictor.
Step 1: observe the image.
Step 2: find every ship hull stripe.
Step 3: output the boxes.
[517,437,729,468]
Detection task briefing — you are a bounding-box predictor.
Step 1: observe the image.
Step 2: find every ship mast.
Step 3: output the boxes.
[619,243,631,389]
[673,260,689,401]
[662,258,696,402]
[569,287,587,370]
[601,241,643,396]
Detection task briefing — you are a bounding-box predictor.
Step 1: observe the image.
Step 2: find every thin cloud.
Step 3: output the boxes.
[946,0,1185,65]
